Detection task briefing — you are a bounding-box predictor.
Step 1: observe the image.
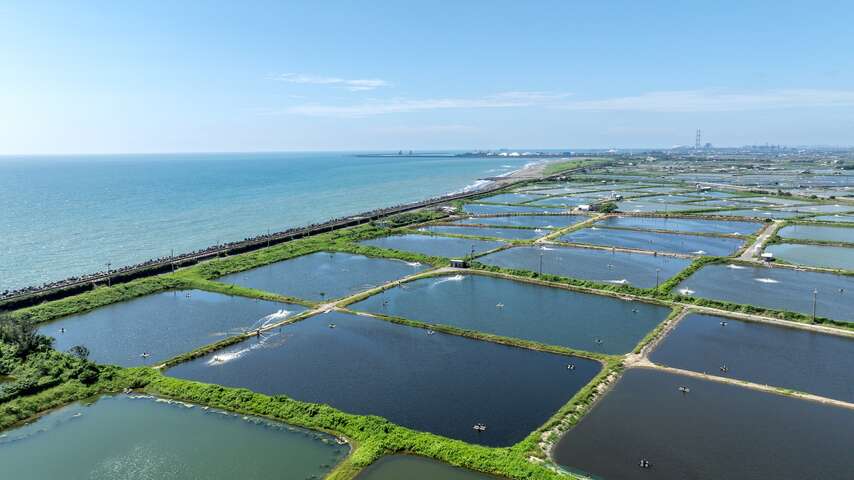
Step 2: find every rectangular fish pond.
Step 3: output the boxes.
[765,243,854,271]
[597,215,762,235]
[450,214,586,229]
[0,395,348,480]
[361,234,505,258]
[167,311,600,447]
[218,251,427,301]
[702,208,805,219]
[617,200,708,213]
[39,290,306,367]
[356,455,500,479]
[676,263,854,323]
[463,204,563,215]
[474,192,546,204]
[419,225,545,240]
[552,368,854,480]
[478,245,690,289]
[811,214,854,223]
[559,227,744,256]
[650,312,854,402]
[777,224,854,243]
[349,273,672,354]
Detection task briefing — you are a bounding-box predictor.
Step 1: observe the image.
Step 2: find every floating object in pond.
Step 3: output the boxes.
[495,303,504,308]
[639,459,651,469]
[567,364,576,370]
[140,352,151,359]
[678,386,690,393]
[595,338,604,344]
[185,292,191,298]
[59,328,65,333]
[472,423,487,432]
[328,323,336,329]
[632,308,638,313]
[426,329,435,335]
[720,365,729,373]
[720,321,728,326]
[678,288,695,295]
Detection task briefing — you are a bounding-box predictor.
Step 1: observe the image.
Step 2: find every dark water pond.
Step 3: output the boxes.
[41,290,303,367]
[650,313,854,402]
[0,395,347,480]
[361,234,505,258]
[598,216,761,235]
[766,243,854,271]
[420,225,544,240]
[478,245,690,289]
[168,311,599,447]
[218,251,426,301]
[560,227,743,256]
[463,204,562,215]
[553,368,854,480]
[356,455,500,480]
[451,215,586,229]
[778,224,854,243]
[676,263,854,322]
[350,274,670,354]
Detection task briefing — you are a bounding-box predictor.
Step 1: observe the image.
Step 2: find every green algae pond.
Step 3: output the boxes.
[676,263,854,323]
[361,234,504,258]
[167,311,599,447]
[650,313,854,402]
[766,243,854,271]
[0,395,348,480]
[350,273,671,354]
[598,215,761,235]
[420,225,545,240]
[777,224,854,243]
[356,455,500,479]
[450,214,586,229]
[218,251,426,301]
[553,368,854,480]
[39,290,305,367]
[560,227,744,256]
[478,245,690,289]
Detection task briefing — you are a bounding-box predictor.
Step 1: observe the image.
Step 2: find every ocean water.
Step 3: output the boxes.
[0,153,530,291]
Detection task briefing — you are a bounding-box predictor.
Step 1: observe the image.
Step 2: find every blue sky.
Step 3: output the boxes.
[1,0,853,154]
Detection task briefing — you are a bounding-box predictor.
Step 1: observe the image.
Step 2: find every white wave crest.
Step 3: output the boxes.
[432,274,465,286]
[727,264,746,269]
[678,288,695,295]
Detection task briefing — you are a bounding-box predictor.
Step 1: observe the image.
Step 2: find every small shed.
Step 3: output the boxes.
[450,258,469,268]
[761,252,775,262]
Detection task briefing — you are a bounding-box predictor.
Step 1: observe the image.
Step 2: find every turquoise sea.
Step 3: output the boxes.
[0,152,531,291]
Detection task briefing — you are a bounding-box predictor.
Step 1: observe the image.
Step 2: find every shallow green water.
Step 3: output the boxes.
[218,251,426,301]
[350,273,671,354]
[777,224,854,243]
[361,234,505,258]
[356,455,499,479]
[0,395,348,480]
[766,243,854,270]
[40,290,303,367]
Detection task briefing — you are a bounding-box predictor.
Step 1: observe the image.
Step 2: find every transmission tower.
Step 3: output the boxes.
[695,129,702,149]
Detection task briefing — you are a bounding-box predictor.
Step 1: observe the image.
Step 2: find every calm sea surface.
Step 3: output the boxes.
[0,153,530,290]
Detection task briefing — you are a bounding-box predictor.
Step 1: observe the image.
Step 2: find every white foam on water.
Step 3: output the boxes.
[404,261,422,267]
[727,264,746,269]
[431,274,465,287]
[607,279,629,284]
[755,278,779,284]
[207,332,284,366]
[692,250,707,255]
[251,309,293,330]
[590,226,599,230]
[678,288,695,295]
[539,246,556,251]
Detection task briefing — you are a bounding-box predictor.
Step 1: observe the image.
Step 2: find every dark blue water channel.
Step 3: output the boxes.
[40,290,302,367]
[361,234,505,258]
[478,245,690,288]
[167,311,600,447]
[676,263,854,323]
[349,274,671,354]
[218,251,426,301]
[560,227,744,256]
[553,368,854,480]
[650,313,854,402]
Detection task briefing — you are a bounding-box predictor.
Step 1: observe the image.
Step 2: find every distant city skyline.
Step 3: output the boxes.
[2,1,853,154]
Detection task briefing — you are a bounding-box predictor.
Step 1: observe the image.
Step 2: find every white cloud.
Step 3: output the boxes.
[557,89,854,112]
[284,91,571,117]
[278,73,391,91]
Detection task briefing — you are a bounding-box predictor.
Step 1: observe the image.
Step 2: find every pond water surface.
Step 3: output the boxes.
[0,395,347,480]
[553,368,854,480]
[350,274,671,354]
[811,214,854,223]
[560,228,743,256]
[421,225,544,240]
[476,193,545,204]
[650,313,854,402]
[168,311,599,447]
[617,201,707,213]
[703,208,803,219]
[777,224,854,243]
[463,204,562,215]
[478,245,690,289]
[41,290,302,367]
[676,263,854,322]
[218,251,426,301]
[356,456,500,480]
[451,215,585,229]
[598,216,760,235]
[361,234,505,258]
[765,243,854,271]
